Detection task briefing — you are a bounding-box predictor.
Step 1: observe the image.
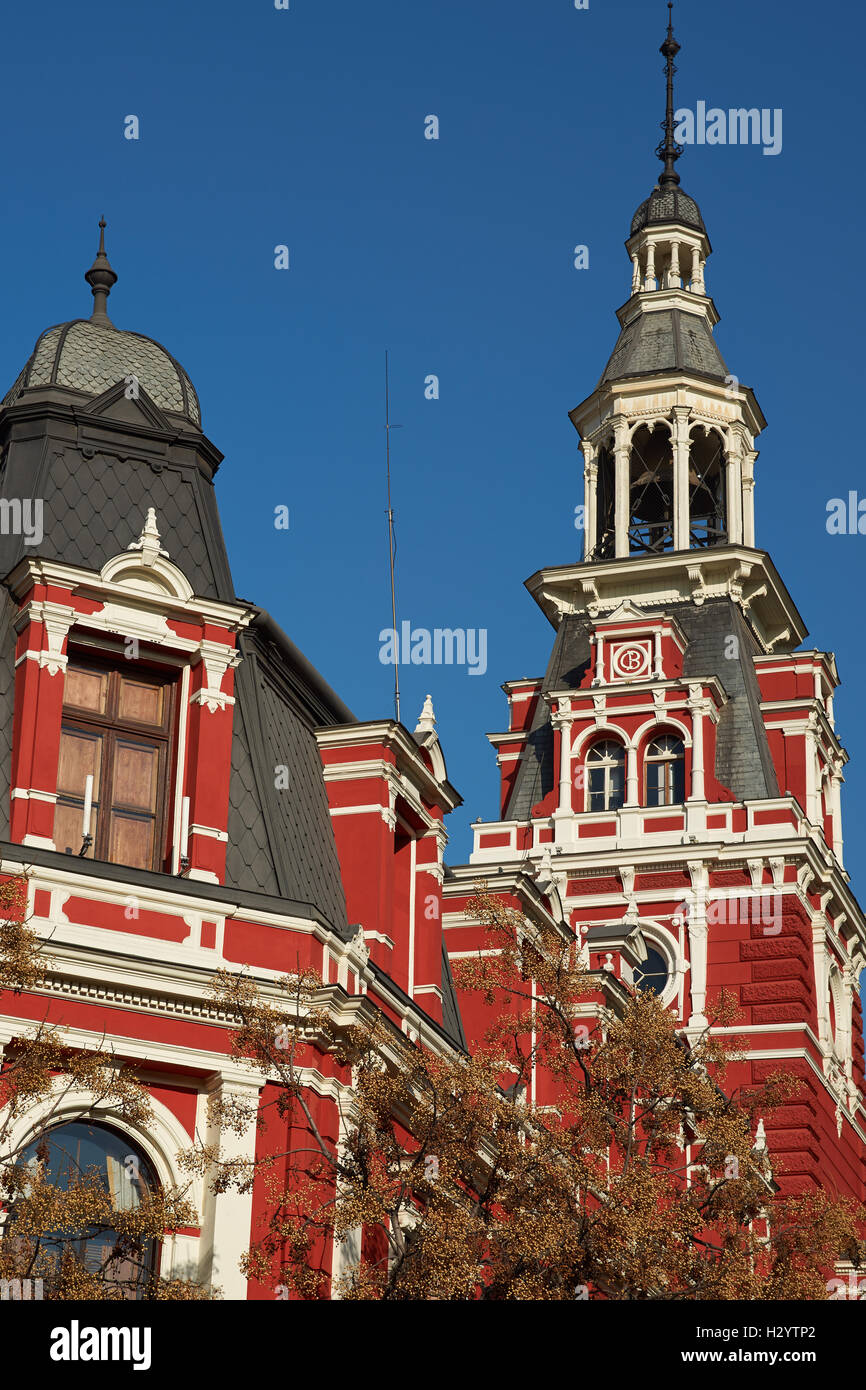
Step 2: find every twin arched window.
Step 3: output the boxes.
[583,734,685,811]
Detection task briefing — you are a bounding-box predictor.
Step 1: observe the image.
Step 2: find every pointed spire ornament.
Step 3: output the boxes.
[656,3,683,188]
[84,216,118,326]
[127,507,169,566]
[415,693,437,735]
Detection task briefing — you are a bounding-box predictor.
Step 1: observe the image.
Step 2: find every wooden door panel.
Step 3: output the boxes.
[57,728,103,797]
[111,740,159,813]
[108,812,154,871]
[63,666,109,715]
[117,677,165,728]
[54,802,99,857]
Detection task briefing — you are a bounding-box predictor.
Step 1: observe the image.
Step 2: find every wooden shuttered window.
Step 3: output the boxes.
[55,658,176,872]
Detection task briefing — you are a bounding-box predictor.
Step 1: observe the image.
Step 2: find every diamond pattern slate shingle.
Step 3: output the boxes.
[630,186,705,235]
[0,451,228,602]
[2,320,200,425]
[224,642,349,934]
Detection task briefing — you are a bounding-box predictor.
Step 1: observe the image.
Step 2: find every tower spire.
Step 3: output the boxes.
[656,3,682,189]
[84,216,117,327]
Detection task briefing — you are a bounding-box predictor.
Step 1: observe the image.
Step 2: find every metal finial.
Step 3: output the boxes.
[84,216,117,326]
[655,2,683,188]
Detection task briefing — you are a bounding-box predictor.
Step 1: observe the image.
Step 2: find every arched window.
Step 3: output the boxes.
[633,946,670,997]
[645,735,685,806]
[688,428,727,547]
[8,1121,160,1299]
[629,423,674,554]
[585,740,626,812]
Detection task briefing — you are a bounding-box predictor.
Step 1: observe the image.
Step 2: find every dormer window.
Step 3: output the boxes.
[585,740,626,812]
[645,735,685,806]
[54,656,176,871]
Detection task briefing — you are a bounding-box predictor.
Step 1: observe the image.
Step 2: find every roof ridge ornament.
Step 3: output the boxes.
[655,3,683,189]
[415,693,437,735]
[127,507,169,566]
[84,216,118,327]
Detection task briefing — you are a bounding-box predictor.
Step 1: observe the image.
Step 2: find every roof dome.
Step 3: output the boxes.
[3,319,201,425]
[1,218,201,427]
[630,184,705,237]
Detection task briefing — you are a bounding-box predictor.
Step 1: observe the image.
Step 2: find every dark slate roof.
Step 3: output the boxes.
[3,320,200,426]
[0,591,16,841]
[678,600,779,801]
[506,616,593,822]
[599,308,729,387]
[441,943,468,1050]
[224,612,354,932]
[631,185,705,236]
[503,597,778,822]
[0,445,235,604]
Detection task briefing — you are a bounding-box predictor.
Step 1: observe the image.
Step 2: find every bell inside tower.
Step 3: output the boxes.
[591,420,730,559]
[688,427,727,546]
[628,423,673,554]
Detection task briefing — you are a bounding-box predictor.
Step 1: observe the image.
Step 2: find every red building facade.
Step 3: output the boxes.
[0,22,863,1298]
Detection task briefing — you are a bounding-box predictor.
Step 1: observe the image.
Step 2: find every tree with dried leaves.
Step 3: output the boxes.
[187,889,864,1300]
[0,875,212,1300]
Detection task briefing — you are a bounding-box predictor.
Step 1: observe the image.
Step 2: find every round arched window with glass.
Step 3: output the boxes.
[6,1121,160,1299]
[644,735,686,806]
[633,947,670,997]
[585,740,626,812]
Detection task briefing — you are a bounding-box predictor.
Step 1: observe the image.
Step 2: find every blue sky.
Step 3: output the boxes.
[0,0,864,880]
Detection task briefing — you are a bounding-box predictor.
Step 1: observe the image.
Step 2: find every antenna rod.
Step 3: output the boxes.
[385,351,400,724]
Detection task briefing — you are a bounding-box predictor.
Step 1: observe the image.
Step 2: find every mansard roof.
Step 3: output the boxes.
[504,597,779,822]
[598,307,729,387]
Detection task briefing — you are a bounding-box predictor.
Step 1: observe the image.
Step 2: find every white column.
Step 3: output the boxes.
[690,245,701,292]
[805,713,821,825]
[668,239,681,288]
[831,759,845,868]
[724,437,743,544]
[581,440,598,560]
[593,633,606,685]
[644,241,657,291]
[812,916,830,1048]
[687,860,709,1027]
[653,629,663,679]
[631,251,640,296]
[554,703,574,814]
[742,452,757,546]
[200,1075,262,1299]
[614,417,630,558]
[841,965,855,1079]
[688,685,706,801]
[673,408,691,551]
[625,744,639,806]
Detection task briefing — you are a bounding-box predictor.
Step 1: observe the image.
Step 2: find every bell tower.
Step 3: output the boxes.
[446,7,866,1209]
[577,4,759,570]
